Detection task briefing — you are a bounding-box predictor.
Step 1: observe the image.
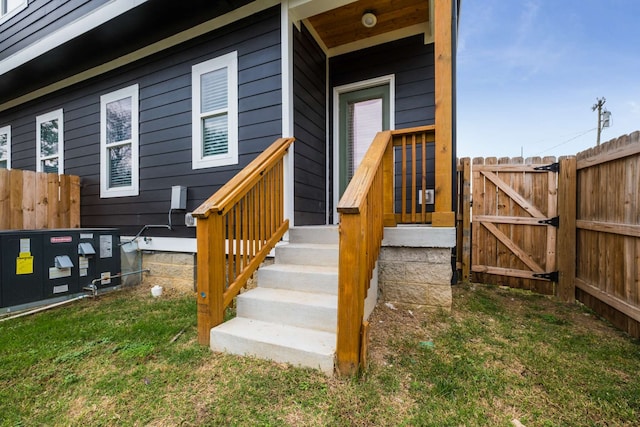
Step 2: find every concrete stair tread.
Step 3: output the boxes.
[275,242,338,267]
[210,317,336,374]
[289,226,338,245]
[260,263,338,275]
[279,242,338,249]
[257,263,338,295]
[238,287,337,309]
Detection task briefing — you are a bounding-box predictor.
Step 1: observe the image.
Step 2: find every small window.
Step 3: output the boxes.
[36,109,64,174]
[0,125,10,169]
[192,51,238,169]
[100,84,139,198]
[1,0,26,19]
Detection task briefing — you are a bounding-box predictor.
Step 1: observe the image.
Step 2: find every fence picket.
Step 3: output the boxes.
[0,169,80,231]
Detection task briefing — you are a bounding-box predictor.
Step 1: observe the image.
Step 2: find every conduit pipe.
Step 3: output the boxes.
[1,269,151,321]
[0,295,88,322]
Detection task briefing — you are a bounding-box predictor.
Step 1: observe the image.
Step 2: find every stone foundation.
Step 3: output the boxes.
[141,251,196,292]
[378,227,455,311]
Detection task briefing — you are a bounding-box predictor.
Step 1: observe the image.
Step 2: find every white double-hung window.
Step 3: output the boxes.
[192,51,238,169]
[36,109,64,174]
[0,125,10,169]
[100,84,139,198]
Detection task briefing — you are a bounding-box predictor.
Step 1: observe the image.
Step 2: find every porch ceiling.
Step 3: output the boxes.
[305,0,430,50]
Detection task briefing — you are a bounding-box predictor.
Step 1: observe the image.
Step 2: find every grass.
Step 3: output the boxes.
[1,283,639,426]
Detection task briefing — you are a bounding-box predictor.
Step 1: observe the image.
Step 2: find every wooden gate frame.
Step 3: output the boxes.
[456,157,575,301]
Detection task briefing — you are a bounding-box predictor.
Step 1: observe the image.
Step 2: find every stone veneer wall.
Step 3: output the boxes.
[141,251,196,292]
[378,227,455,311]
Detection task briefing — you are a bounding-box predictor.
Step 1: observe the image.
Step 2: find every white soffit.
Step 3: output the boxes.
[288,0,357,23]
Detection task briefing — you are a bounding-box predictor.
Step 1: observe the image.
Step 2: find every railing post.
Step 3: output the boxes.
[433,0,456,227]
[196,213,225,346]
[336,211,365,375]
[382,139,396,227]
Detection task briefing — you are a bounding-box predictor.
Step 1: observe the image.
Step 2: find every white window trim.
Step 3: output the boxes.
[191,51,238,169]
[36,109,64,174]
[0,125,10,169]
[100,84,139,198]
[0,0,27,23]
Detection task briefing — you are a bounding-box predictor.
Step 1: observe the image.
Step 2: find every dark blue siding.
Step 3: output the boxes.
[293,22,327,225]
[0,6,282,237]
[330,35,435,129]
[329,35,436,219]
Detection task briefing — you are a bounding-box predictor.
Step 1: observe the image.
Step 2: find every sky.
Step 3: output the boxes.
[456,0,640,159]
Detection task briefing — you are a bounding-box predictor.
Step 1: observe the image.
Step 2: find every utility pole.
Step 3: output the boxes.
[592,97,610,146]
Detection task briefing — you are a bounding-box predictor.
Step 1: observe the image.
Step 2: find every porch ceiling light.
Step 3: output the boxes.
[361,11,377,28]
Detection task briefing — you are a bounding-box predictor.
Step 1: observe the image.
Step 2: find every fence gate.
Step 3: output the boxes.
[470,157,558,294]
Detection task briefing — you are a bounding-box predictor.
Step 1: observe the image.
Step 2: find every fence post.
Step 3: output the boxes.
[461,158,471,282]
[556,156,577,302]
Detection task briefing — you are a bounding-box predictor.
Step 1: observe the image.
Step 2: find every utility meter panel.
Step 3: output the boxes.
[78,229,121,290]
[43,231,80,298]
[0,228,121,311]
[0,231,45,308]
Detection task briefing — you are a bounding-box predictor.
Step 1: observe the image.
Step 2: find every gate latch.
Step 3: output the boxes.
[538,216,559,227]
[533,271,558,282]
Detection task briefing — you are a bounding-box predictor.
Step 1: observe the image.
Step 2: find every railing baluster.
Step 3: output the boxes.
[411,134,417,223]
[401,135,407,222]
[226,210,233,287]
[421,132,427,223]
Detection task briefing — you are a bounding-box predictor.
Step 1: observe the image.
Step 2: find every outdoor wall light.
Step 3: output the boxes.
[361,11,377,28]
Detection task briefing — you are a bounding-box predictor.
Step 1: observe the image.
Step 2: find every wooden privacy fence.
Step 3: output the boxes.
[0,169,80,230]
[573,132,640,337]
[456,131,640,338]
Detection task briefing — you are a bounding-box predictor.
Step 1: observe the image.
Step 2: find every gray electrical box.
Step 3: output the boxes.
[171,185,187,210]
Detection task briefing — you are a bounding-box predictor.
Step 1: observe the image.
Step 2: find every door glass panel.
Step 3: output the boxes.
[347,98,382,181]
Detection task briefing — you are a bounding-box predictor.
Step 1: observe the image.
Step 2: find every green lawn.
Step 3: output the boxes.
[1,283,638,426]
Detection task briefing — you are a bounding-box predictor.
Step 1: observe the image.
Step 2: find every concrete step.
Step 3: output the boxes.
[210,317,335,375]
[275,243,338,267]
[289,226,339,245]
[257,263,338,295]
[236,287,337,332]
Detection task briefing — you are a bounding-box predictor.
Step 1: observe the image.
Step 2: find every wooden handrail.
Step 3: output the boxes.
[193,137,294,345]
[336,126,439,375]
[193,138,294,218]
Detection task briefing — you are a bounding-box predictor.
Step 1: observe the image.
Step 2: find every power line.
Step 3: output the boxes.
[534,128,596,156]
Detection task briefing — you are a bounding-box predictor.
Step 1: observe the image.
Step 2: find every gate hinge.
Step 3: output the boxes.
[533,271,559,282]
[534,162,559,173]
[538,216,559,227]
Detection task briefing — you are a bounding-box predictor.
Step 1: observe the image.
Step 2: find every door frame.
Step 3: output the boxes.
[332,74,395,223]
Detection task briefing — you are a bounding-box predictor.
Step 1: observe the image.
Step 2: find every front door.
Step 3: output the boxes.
[334,78,392,219]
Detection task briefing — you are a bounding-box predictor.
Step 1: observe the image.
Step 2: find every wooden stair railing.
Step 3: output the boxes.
[192,137,294,345]
[336,125,439,375]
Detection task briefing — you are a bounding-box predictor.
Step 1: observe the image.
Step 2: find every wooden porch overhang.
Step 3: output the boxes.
[293,0,457,226]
